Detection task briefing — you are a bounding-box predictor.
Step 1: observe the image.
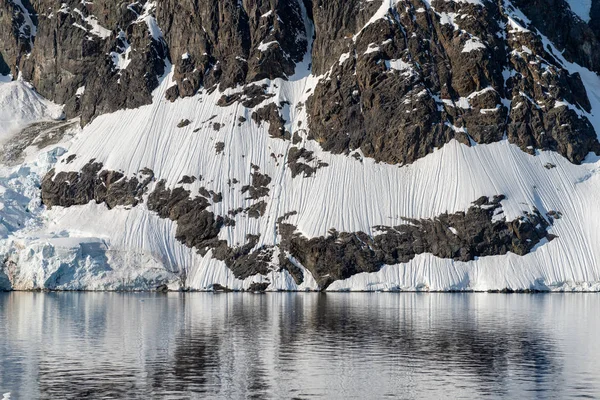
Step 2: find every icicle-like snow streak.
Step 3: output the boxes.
[353,0,400,41]
[11,0,37,51]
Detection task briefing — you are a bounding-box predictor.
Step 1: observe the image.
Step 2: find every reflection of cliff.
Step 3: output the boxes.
[148,294,275,398]
[276,294,562,397]
[29,293,182,399]
[0,293,582,398]
[150,328,222,395]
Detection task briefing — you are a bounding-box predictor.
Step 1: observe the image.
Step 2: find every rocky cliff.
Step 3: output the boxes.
[1,0,600,291]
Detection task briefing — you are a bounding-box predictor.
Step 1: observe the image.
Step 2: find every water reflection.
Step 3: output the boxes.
[0,293,598,399]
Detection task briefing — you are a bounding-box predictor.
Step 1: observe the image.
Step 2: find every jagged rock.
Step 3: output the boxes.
[211,283,233,292]
[306,0,600,165]
[287,147,328,178]
[2,0,599,162]
[177,175,197,184]
[217,84,275,108]
[247,201,267,218]
[1,1,169,124]
[278,196,555,288]
[514,0,600,72]
[248,282,270,292]
[156,0,308,96]
[147,180,224,252]
[252,103,290,139]
[241,170,271,199]
[177,119,191,128]
[41,161,154,209]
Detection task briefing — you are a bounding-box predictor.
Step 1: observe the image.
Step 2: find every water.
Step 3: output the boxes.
[0,293,598,399]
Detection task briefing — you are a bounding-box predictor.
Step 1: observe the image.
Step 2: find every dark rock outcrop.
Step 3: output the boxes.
[2,0,599,162]
[41,162,154,209]
[287,147,328,178]
[241,168,271,199]
[0,0,307,123]
[278,196,555,288]
[306,0,600,165]
[252,103,290,140]
[40,161,556,289]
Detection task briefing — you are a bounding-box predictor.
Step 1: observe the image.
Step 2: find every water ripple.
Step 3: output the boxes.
[0,292,598,399]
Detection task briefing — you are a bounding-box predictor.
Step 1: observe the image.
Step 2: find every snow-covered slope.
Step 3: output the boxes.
[566,0,592,22]
[0,77,64,142]
[2,62,600,292]
[2,0,600,291]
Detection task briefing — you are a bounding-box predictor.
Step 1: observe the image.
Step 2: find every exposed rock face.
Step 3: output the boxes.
[147,180,225,253]
[4,0,595,290]
[513,0,600,72]
[158,0,309,98]
[1,1,169,125]
[252,103,290,139]
[2,0,599,163]
[41,162,154,209]
[241,167,272,199]
[40,162,555,289]
[40,162,277,283]
[278,196,554,288]
[307,0,600,165]
[0,0,309,123]
[287,147,328,178]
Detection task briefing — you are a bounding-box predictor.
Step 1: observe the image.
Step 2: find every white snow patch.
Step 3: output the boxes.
[258,41,278,52]
[0,78,64,141]
[353,0,400,41]
[462,38,486,53]
[565,0,592,22]
[110,31,132,71]
[364,43,380,55]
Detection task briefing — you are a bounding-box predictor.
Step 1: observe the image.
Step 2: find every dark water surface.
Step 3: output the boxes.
[0,293,598,399]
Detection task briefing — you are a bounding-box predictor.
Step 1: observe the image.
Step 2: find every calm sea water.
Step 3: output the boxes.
[0,292,598,399]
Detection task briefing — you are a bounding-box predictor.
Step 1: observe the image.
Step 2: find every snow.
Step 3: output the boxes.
[83,15,112,39]
[353,0,399,41]
[136,2,163,41]
[14,63,600,291]
[110,37,132,71]
[338,52,351,66]
[2,1,600,292]
[364,43,380,55]
[537,28,600,141]
[565,0,592,22]
[0,78,64,142]
[385,59,412,72]
[462,38,486,53]
[11,0,36,48]
[258,41,278,52]
[439,12,460,29]
[71,8,112,39]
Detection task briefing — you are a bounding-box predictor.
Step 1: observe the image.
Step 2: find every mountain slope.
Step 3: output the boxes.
[1,0,600,291]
